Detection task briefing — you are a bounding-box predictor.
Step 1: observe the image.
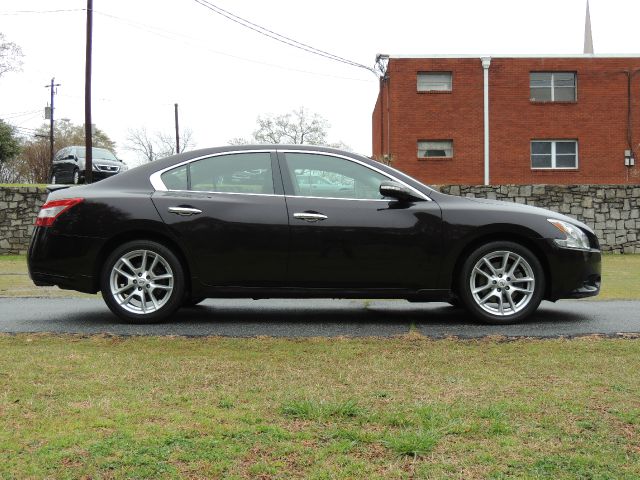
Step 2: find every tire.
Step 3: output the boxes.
[72,168,80,184]
[458,241,545,324]
[182,296,206,307]
[100,240,185,323]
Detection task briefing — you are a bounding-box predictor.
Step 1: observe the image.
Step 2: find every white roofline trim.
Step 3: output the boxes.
[385,53,640,59]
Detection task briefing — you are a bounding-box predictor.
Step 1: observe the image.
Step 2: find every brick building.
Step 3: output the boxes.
[372,54,640,185]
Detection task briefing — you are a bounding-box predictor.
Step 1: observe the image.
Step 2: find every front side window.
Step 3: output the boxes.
[531,140,578,169]
[418,140,453,158]
[530,72,576,102]
[417,72,452,92]
[160,152,274,194]
[284,153,389,200]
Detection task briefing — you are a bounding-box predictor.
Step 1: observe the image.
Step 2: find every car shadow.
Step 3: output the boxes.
[10,298,589,338]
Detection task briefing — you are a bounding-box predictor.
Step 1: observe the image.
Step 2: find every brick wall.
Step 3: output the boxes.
[0,187,48,255]
[374,56,640,185]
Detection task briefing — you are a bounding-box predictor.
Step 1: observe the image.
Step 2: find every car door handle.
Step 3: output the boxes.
[168,206,202,216]
[293,212,328,222]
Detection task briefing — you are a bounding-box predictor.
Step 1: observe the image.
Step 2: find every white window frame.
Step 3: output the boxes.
[530,72,577,102]
[530,140,579,170]
[418,140,453,159]
[417,72,452,92]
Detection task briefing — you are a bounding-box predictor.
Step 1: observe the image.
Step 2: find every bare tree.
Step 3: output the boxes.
[254,106,328,145]
[0,32,24,78]
[126,127,194,162]
[228,107,350,149]
[14,141,49,184]
[5,120,118,184]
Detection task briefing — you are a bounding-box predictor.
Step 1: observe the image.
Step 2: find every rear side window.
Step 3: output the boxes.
[161,165,188,190]
[160,152,274,194]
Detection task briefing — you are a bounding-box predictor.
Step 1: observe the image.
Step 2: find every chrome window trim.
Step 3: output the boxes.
[286,195,394,203]
[149,149,275,192]
[149,148,431,202]
[279,149,432,201]
[156,189,282,198]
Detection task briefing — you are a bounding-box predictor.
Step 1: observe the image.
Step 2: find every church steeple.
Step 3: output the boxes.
[584,0,594,54]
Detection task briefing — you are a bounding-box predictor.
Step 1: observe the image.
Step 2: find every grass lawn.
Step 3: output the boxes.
[0,335,639,478]
[1,253,638,300]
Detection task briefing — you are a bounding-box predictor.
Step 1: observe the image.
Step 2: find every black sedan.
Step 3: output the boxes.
[28,145,601,324]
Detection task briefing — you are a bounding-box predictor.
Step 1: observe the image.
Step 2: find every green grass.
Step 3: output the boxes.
[2,253,638,300]
[1,335,640,478]
[596,253,640,300]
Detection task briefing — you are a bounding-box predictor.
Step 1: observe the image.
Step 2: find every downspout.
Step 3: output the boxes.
[481,57,491,185]
[386,75,391,161]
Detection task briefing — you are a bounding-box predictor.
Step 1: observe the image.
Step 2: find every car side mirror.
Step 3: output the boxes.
[65,154,75,160]
[379,181,415,201]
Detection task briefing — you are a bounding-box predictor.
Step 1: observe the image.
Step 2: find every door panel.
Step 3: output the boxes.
[153,191,289,287]
[285,196,441,289]
[151,151,288,287]
[279,151,443,289]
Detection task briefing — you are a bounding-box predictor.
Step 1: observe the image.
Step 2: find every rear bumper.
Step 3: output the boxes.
[28,227,103,294]
[545,242,601,300]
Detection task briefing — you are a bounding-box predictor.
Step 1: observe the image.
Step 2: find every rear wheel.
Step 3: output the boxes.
[458,241,544,324]
[72,168,80,184]
[101,240,185,323]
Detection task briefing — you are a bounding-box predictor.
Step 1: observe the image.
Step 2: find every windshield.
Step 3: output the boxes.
[77,147,118,161]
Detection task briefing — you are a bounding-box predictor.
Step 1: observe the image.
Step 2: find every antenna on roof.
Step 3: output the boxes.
[584,0,594,54]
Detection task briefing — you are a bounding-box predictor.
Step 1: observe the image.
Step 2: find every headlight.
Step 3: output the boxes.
[547,219,591,251]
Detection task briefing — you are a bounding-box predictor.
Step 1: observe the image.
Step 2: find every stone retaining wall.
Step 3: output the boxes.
[0,187,48,255]
[0,185,639,255]
[438,184,640,253]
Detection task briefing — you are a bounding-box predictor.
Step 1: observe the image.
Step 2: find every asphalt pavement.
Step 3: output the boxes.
[1,297,639,338]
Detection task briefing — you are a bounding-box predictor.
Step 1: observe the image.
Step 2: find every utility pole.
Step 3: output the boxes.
[44,78,61,179]
[174,103,180,154]
[84,0,94,183]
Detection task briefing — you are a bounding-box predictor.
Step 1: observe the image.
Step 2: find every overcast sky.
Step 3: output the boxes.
[1,0,638,165]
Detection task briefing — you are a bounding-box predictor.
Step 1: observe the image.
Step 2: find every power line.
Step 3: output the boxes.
[0,8,85,15]
[0,109,42,119]
[93,10,372,83]
[191,0,377,75]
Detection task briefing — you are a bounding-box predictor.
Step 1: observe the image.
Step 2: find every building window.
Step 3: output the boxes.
[531,140,578,169]
[530,72,576,102]
[417,72,452,92]
[418,140,453,158]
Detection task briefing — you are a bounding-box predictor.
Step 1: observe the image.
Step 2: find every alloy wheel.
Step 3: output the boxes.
[469,250,535,317]
[109,249,174,315]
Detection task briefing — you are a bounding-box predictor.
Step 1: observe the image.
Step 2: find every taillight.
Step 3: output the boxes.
[35,198,84,227]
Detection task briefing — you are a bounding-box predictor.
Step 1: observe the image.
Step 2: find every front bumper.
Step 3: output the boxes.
[545,242,601,301]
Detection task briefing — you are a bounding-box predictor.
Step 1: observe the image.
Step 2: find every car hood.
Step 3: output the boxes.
[463,197,594,233]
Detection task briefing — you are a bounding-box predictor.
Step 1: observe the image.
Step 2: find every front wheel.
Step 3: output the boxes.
[458,241,545,324]
[101,240,185,323]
